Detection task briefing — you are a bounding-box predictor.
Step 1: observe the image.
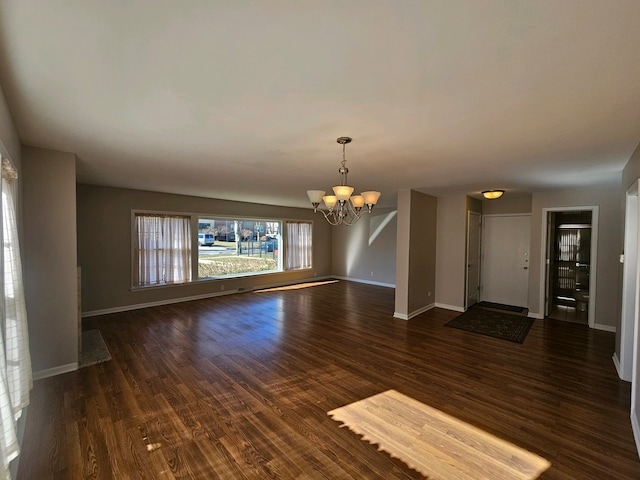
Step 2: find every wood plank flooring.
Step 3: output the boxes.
[18,280,640,479]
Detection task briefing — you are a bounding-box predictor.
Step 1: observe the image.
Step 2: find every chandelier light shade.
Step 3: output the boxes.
[323,195,337,209]
[361,190,382,205]
[482,189,505,200]
[351,195,365,208]
[307,137,381,226]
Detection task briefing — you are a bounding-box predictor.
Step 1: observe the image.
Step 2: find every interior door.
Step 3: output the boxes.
[481,214,530,307]
[466,211,481,309]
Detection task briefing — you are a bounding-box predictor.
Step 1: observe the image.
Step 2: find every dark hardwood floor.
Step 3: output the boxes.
[18,280,640,479]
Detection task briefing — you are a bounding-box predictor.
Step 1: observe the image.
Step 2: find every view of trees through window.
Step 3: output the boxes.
[198,218,282,278]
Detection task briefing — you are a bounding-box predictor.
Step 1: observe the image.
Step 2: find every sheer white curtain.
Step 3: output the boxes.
[286,221,312,270]
[134,214,191,286]
[0,158,32,479]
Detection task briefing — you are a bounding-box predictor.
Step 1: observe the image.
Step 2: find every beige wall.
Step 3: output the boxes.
[482,193,532,215]
[435,195,483,311]
[435,194,467,310]
[22,146,78,376]
[331,206,397,286]
[395,190,411,316]
[408,191,437,314]
[466,196,482,214]
[395,190,437,318]
[529,184,623,328]
[77,184,333,313]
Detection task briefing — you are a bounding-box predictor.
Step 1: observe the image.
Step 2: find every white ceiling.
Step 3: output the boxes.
[1,1,639,208]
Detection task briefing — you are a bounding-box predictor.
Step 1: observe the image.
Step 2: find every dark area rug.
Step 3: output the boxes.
[476,301,528,315]
[445,306,535,343]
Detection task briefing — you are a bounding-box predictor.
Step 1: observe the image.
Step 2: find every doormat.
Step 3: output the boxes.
[328,389,550,479]
[476,301,528,316]
[80,329,112,367]
[445,306,535,343]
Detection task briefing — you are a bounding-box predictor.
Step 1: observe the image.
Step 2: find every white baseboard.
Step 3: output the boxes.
[434,303,464,313]
[33,362,78,381]
[593,323,616,333]
[409,303,435,319]
[393,302,435,321]
[83,289,241,317]
[612,353,622,379]
[82,276,337,317]
[332,276,395,289]
[528,312,544,319]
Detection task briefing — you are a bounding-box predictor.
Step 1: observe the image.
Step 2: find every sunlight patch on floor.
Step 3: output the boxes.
[328,389,550,480]
[254,280,338,292]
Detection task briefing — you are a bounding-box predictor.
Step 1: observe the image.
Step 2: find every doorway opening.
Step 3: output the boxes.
[545,210,593,325]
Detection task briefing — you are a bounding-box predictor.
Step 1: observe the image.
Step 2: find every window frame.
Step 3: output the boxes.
[131,211,314,289]
[285,220,314,271]
[131,211,193,288]
[196,215,284,280]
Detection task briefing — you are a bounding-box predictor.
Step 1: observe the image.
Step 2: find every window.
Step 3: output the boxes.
[0,158,32,478]
[133,214,191,287]
[133,214,313,285]
[286,221,313,270]
[198,217,282,278]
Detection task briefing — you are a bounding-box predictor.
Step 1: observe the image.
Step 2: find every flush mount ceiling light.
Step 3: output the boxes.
[482,190,505,200]
[307,137,381,226]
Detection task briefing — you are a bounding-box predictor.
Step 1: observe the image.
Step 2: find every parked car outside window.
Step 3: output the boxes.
[198,233,215,246]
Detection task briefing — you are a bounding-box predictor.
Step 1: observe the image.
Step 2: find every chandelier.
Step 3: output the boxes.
[307,137,381,226]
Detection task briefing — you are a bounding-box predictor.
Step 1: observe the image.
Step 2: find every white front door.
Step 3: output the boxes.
[481,214,530,307]
[466,211,481,309]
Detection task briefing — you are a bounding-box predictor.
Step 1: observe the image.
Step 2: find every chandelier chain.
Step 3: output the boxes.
[339,141,349,185]
[342,142,346,168]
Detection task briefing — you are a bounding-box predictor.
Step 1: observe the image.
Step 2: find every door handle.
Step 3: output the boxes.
[523,267,528,270]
